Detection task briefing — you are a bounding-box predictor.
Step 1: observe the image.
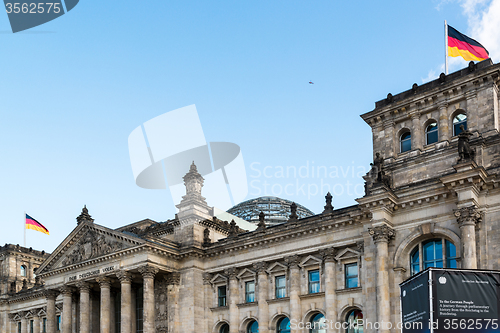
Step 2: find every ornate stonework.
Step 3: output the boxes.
[224,267,238,280]
[455,206,482,226]
[368,225,395,243]
[61,230,125,267]
[116,270,133,284]
[138,265,159,279]
[154,278,168,333]
[164,272,181,286]
[96,277,111,288]
[284,254,300,268]
[76,205,94,225]
[202,272,212,285]
[322,192,334,214]
[253,262,268,273]
[76,281,91,292]
[319,247,336,262]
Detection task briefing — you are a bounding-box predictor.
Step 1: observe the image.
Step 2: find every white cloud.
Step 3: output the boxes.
[465,0,500,62]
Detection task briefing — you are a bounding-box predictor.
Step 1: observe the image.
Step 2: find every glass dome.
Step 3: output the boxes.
[227,196,314,226]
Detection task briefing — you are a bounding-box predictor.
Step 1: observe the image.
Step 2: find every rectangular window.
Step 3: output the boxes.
[218,286,227,307]
[115,291,121,333]
[245,281,255,303]
[345,263,359,288]
[18,322,21,333]
[275,275,286,298]
[136,286,144,333]
[30,320,34,333]
[56,315,61,331]
[43,318,46,333]
[308,270,320,293]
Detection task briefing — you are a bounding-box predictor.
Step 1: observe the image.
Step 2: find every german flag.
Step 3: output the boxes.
[448,25,489,61]
[25,214,49,235]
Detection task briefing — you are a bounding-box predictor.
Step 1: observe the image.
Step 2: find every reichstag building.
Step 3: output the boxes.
[1,59,500,333]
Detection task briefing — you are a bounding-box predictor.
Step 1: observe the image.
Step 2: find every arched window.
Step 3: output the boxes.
[453,113,467,136]
[247,320,258,333]
[410,239,457,275]
[20,265,27,277]
[346,309,364,333]
[310,313,326,333]
[400,131,411,153]
[426,122,438,145]
[277,317,291,333]
[220,323,229,333]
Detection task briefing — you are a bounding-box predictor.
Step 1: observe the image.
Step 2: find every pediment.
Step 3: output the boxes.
[210,273,228,285]
[237,268,256,280]
[335,248,360,261]
[299,255,322,267]
[266,262,287,273]
[37,223,145,274]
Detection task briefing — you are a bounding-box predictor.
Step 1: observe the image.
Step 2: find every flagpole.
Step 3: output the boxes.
[445,20,449,75]
[23,211,26,247]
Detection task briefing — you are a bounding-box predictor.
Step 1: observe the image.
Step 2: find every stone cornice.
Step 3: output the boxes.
[299,292,325,299]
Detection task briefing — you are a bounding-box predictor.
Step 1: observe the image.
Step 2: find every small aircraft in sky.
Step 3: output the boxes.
[309,81,314,84]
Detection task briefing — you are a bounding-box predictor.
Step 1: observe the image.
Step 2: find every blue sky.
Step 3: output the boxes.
[1,0,499,252]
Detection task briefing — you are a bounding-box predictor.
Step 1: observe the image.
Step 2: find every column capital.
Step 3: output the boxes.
[369,225,395,243]
[59,285,75,296]
[455,206,482,226]
[96,277,112,288]
[164,272,181,286]
[224,267,238,280]
[138,264,159,279]
[319,247,336,263]
[253,262,268,273]
[284,254,300,268]
[43,289,58,300]
[116,270,133,284]
[76,281,91,292]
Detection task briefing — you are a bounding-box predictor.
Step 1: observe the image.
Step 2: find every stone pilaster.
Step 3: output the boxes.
[59,285,74,333]
[369,225,395,333]
[21,317,28,333]
[455,206,482,269]
[224,267,239,333]
[138,265,159,333]
[284,255,301,333]
[76,282,91,333]
[254,262,269,333]
[33,315,40,333]
[165,272,181,333]
[45,290,58,333]
[117,271,133,333]
[202,273,212,333]
[97,277,112,333]
[320,248,337,332]
[410,112,422,150]
[438,102,449,141]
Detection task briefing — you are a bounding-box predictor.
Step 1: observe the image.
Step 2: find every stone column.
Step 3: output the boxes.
[138,265,159,333]
[202,273,212,333]
[382,121,395,160]
[321,248,337,333]
[117,271,133,333]
[224,268,239,333]
[59,286,74,333]
[410,112,422,150]
[33,315,40,333]
[97,277,112,333]
[254,263,269,333]
[77,282,91,333]
[21,317,28,333]
[285,255,301,333]
[455,207,482,269]
[369,225,395,333]
[45,290,58,333]
[438,102,449,141]
[165,273,181,333]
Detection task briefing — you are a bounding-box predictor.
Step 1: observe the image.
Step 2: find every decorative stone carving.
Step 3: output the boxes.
[322,192,334,214]
[138,265,159,279]
[116,270,133,284]
[457,125,475,162]
[202,272,212,285]
[368,225,395,243]
[154,278,168,333]
[284,254,300,268]
[224,267,238,280]
[455,206,482,226]
[43,290,58,300]
[319,247,336,262]
[356,240,365,253]
[76,205,94,225]
[96,277,111,288]
[183,162,204,197]
[61,230,125,267]
[21,279,28,290]
[203,228,211,247]
[76,281,91,292]
[289,202,298,221]
[228,220,238,237]
[257,211,266,230]
[164,272,181,286]
[34,275,44,286]
[253,262,268,273]
[59,285,74,296]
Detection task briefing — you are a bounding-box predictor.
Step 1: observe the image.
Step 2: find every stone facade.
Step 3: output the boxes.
[1,59,500,333]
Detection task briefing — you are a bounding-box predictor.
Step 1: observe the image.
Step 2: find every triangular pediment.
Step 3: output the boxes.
[266,262,287,273]
[237,268,256,280]
[299,255,322,268]
[37,222,145,275]
[335,248,360,261]
[210,273,228,285]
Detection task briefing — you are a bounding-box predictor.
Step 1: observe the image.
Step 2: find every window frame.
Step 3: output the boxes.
[20,265,27,277]
[275,275,286,299]
[345,309,364,333]
[410,238,458,276]
[245,281,255,303]
[217,285,227,307]
[453,113,467,136]
[400,131,412,153]
[277,317,291,333]
[308,269,320,294]
[425,122,438,145]
[345,263,359,289]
